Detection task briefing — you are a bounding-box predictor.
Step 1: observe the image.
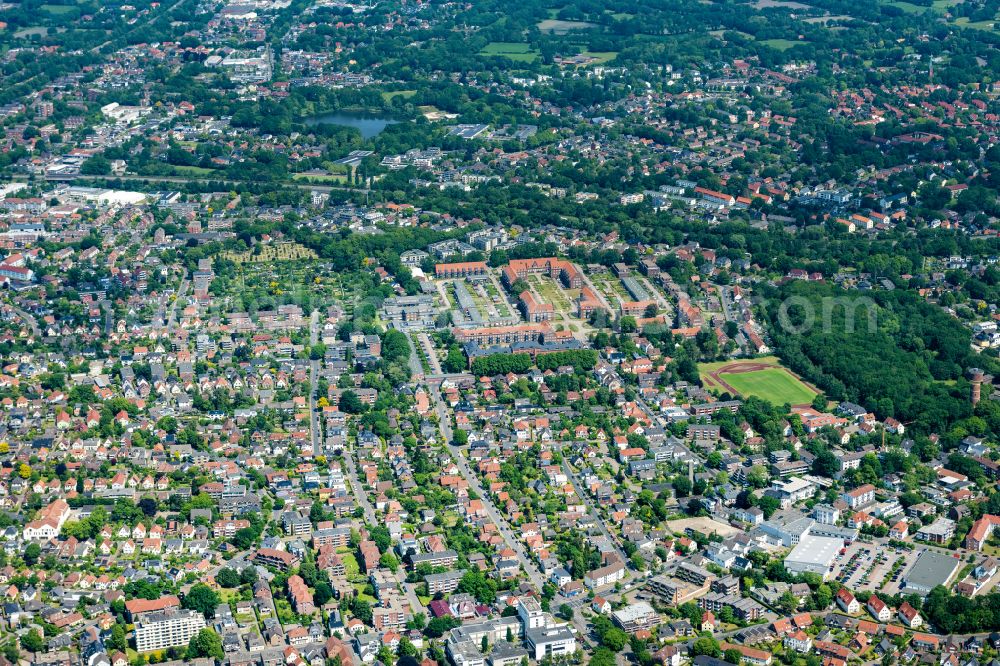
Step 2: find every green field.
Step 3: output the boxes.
[480,42,540,62]
[381,90,416,101]
[887,0,928,13]
[953,16,998,30]
[292,172,347,183]
[582,51,618,64]
[537,18,597,33]
[41,3,76,13]
[893,0,961,11]
[758,38,804,51]
[719,367,817,405]
[172,165,217,176]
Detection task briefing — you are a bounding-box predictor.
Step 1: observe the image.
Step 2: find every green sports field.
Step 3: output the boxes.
[719,367,817,405]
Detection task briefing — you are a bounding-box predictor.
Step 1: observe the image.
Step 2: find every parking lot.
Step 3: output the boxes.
[829,540,923,594]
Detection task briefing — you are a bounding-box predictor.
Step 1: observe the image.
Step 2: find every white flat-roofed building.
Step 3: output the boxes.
[525,626,576,660]
[612,601,659,633]
[135,609,206,652]
[813,504,840,525]
[771,477,816,505]
[783,534,842,580]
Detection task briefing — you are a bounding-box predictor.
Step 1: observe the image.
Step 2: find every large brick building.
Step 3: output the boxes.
[501,258,584,290]
[435,261,488,279]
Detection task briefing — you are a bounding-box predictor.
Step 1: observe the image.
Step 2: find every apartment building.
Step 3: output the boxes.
[134,610,206,652]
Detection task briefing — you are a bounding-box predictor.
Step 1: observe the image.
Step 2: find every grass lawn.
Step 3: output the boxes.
[479,42,539,62]
[382,90,416,101]
[537,18,597,33]
[720,367,817,405]
[292,172,347,183]
[173,165,216,176]
[41,3,76,13]
[341,552,360,577]
[887,0,928,12]
[758,38,803,50]
[353,584,377,604]
[582,51,618,64]
[953,16,998,30]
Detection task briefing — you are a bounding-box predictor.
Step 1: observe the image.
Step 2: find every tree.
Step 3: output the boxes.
[398,637,418,657]
[692,636,721,658]
[23,542,40,566]
[755,494,781,519]
[590,648,617,666]
[601,628,628,652]
[107,624,128,652]
[351,599,373,625]
[187,628,224,660]
[557,604,574,621]
[381,329,411,364]
[339,390,366,414]
[777,590,799,615]
[315,582,334,606]
[425,615,461,638]
[672,475,692,498]
[20,629,43,654]
[138,497,158,517]
[444,347,466,373]
[380,552,400,572]
[232,526,258,550]
[457,570,497,604]
[182,583,221,618]
[240,566,258,585]
[80,155,112,175]
[216,567,241,588]
[812,449,840,478]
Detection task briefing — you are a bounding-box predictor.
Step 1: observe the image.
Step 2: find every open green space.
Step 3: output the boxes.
[172,165,217,176]
[888,0,960,14]
[758,38,804,50]
[720,367,818,405]
[581,51,618,64]
[537,18,597,33]
[381,90,417,101]
[888,0,932,13]
[41,3,77,14]
[953,16,998,30]
[479,42,540,62]
[292,172,347,183]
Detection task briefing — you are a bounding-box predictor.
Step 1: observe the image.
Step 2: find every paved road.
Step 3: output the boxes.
[99,299,114,337]
[8,304,40,337]
[165,274,189,335]
[404,332,424,378]
[309,310,321,457]
[402,581,426,619]
[39,171,370,195]
[417,333,442,375]
[561,460,631,567]
[342,447,377,525]
[430,383,547,592]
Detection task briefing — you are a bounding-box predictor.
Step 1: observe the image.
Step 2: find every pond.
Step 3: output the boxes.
[304,110,400,139]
